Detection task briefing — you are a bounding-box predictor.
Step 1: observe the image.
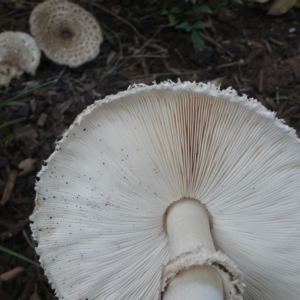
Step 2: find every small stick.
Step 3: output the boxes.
[0,217,30,241]
[1,168,18,206]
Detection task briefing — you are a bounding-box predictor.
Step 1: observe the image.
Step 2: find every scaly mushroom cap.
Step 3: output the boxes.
[31,81,300,299]
[29,0,103,68]
[0,31,41,85]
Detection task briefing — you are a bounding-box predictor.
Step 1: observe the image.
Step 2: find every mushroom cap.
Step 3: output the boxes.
[0,31,41,85]
[31,81,300,300]
[29,0,103,68]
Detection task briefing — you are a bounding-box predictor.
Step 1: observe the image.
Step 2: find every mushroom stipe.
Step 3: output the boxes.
[31,81,300,300]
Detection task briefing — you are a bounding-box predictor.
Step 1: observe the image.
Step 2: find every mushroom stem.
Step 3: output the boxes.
[164,198,223,299]
[163,266,223,300]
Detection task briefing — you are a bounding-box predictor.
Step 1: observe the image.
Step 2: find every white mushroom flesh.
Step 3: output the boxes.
[31,82,300,300]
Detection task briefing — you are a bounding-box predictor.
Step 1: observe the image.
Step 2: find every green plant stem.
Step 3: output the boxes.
[0,245,41,267]
[0,125,29,144]
[0,117,26,130]
[0,80,56,109]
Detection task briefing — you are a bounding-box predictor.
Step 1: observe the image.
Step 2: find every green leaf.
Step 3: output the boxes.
[0,245,41,267]
[184,10,197,16]
[176,21,192,32]
[193,5,213,14]
[170,7,181,14]
[168,14,177,25]
[191,30,205,49]
[0,117,26,130]
[0,80,56,109]
[218,6,231,15]
[193,20,207,29]
[209,77,226,87]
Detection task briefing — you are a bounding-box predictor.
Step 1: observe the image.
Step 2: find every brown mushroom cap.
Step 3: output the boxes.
[0,31,41,85]
[29,0,103,68]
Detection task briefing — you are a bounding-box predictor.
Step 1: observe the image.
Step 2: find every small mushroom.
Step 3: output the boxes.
[31,81,300,299]
[0,32,41,86]
[29,0,103,68]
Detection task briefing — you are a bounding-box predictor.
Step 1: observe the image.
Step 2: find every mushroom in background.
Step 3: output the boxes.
[0,31,41,86]
[31,81,300,299]
[29,0,103,68]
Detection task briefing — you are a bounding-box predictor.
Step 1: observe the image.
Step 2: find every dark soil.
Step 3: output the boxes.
[0,0,300,299]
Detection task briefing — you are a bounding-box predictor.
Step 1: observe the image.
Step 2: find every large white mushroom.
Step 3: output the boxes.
[0,31,41,85]
[31,81,300,300]
[29,0,103,68]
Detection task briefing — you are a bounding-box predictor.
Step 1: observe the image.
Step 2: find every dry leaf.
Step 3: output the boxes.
[18,158,36,176]
[0,267,24,281]
[0,169,18,205]
[253,0,270,3]
[37,113,48,127]
[268,0,297,14]
[58,99,72,114]
[15,126,37,140]
[30,291,41,300]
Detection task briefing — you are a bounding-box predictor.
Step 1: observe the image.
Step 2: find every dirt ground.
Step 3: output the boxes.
[0,0,300,299]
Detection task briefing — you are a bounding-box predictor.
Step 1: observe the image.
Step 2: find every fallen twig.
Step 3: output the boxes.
[0,217,30,241]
